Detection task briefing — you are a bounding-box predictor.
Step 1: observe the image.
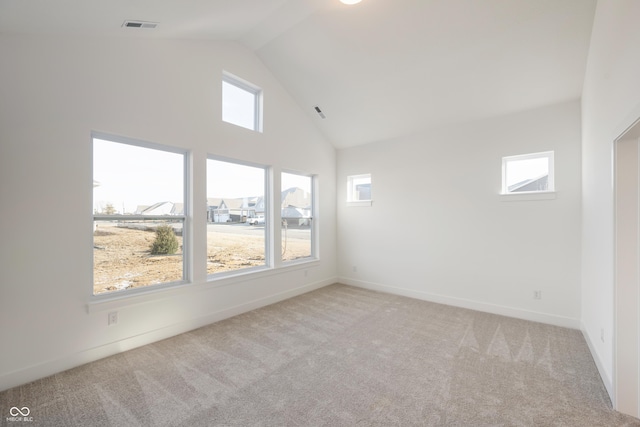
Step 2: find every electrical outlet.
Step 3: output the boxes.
[108,311,118,326]
[352,266,357,273]
[533,290,542,300]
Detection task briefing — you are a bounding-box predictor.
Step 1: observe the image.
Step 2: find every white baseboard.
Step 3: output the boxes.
[0,277,336,392]
[340,277,581,329]
[581,322,614,404]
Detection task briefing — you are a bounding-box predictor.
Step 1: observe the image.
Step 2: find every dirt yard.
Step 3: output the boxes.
[93,223,310,295]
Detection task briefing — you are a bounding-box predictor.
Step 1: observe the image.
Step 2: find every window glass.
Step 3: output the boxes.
[502,152,554,194]
[93,136,186,295]
[222,73,262,132]
[347,174,372,202]
[206,158,267,276]
[281,172,314,261]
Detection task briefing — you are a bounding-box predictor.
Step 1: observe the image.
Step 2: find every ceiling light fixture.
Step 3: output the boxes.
[340,0,362,5]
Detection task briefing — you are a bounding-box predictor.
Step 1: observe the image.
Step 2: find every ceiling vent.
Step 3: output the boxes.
[122,20,158,29]
[314,106,326,119]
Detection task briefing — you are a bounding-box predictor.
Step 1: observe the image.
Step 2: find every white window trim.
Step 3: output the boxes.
[347,201,373,207]
[499,192,557,201]
[501,151,555,196]
[222,71,263,133]
[91,131,190,299]
[86,259,320,313]
[347,173,372,205]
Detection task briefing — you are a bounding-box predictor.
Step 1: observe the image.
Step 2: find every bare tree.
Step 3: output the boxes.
[103,203,116,215]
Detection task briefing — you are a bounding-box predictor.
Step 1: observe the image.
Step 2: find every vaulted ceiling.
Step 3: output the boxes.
[0,0,597,148]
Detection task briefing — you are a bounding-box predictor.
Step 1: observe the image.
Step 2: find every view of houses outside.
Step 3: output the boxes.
[93,141,314,295]
[206,159,267,275]
[281,172,313,261]
[205,161,313,276]
[93,138,186,294]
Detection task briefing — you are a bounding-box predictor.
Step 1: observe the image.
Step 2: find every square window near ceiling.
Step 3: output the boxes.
[502,151,554,194]
[347,174,372,203]
[222,72,263,132]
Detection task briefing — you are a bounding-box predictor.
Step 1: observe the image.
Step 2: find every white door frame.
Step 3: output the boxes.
[613,112,640,418]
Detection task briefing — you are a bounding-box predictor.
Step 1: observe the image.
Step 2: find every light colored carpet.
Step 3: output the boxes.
[2,284,639,426]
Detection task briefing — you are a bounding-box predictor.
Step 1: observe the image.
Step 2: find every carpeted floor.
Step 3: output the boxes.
[2,284,640,426]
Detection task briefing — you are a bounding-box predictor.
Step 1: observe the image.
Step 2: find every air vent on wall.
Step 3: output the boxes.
[314,106,326,119]
[122,20,158,29]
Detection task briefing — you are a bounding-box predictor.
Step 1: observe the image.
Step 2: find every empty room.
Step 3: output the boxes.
[2,0,640,425]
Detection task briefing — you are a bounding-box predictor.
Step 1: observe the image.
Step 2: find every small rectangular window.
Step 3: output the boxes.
[502,151,554,194]
[281,172,314,262]
[206,157,268,277]
[222,72,262,132]
[347,174,372,202]
[93,134,187,295]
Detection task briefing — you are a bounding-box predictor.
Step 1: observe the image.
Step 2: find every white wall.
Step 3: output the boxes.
[338,100,582,327]
[0,35,337,391]
[581,0,640,397]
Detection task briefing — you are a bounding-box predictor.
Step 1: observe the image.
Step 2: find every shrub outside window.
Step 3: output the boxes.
[502,151,554,194]
[92,133,187,295]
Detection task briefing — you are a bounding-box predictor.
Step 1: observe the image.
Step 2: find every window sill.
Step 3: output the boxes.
[347,200,372,207]
[499,191,556,201]
[86,260,319,313]
[87,280,191,313]
[204,259,318,289]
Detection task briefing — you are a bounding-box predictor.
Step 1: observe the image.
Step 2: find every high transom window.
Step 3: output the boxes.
[222,72,263,132]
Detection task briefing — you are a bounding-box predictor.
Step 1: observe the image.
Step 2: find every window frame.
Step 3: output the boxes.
[206,155,271,280]
[281,170,317,263]
[91,131,190,298]
[501,151,555,195]
[222,71,263,132]
[347,173,372,206]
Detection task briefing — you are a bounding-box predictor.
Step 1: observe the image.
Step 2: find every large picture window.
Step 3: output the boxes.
[207,157,267,277]
[281,172,314,262]
[92,134,187,295]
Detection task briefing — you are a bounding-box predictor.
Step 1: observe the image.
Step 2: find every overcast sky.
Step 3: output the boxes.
[94,138,311,214]
[505,157,549,187]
